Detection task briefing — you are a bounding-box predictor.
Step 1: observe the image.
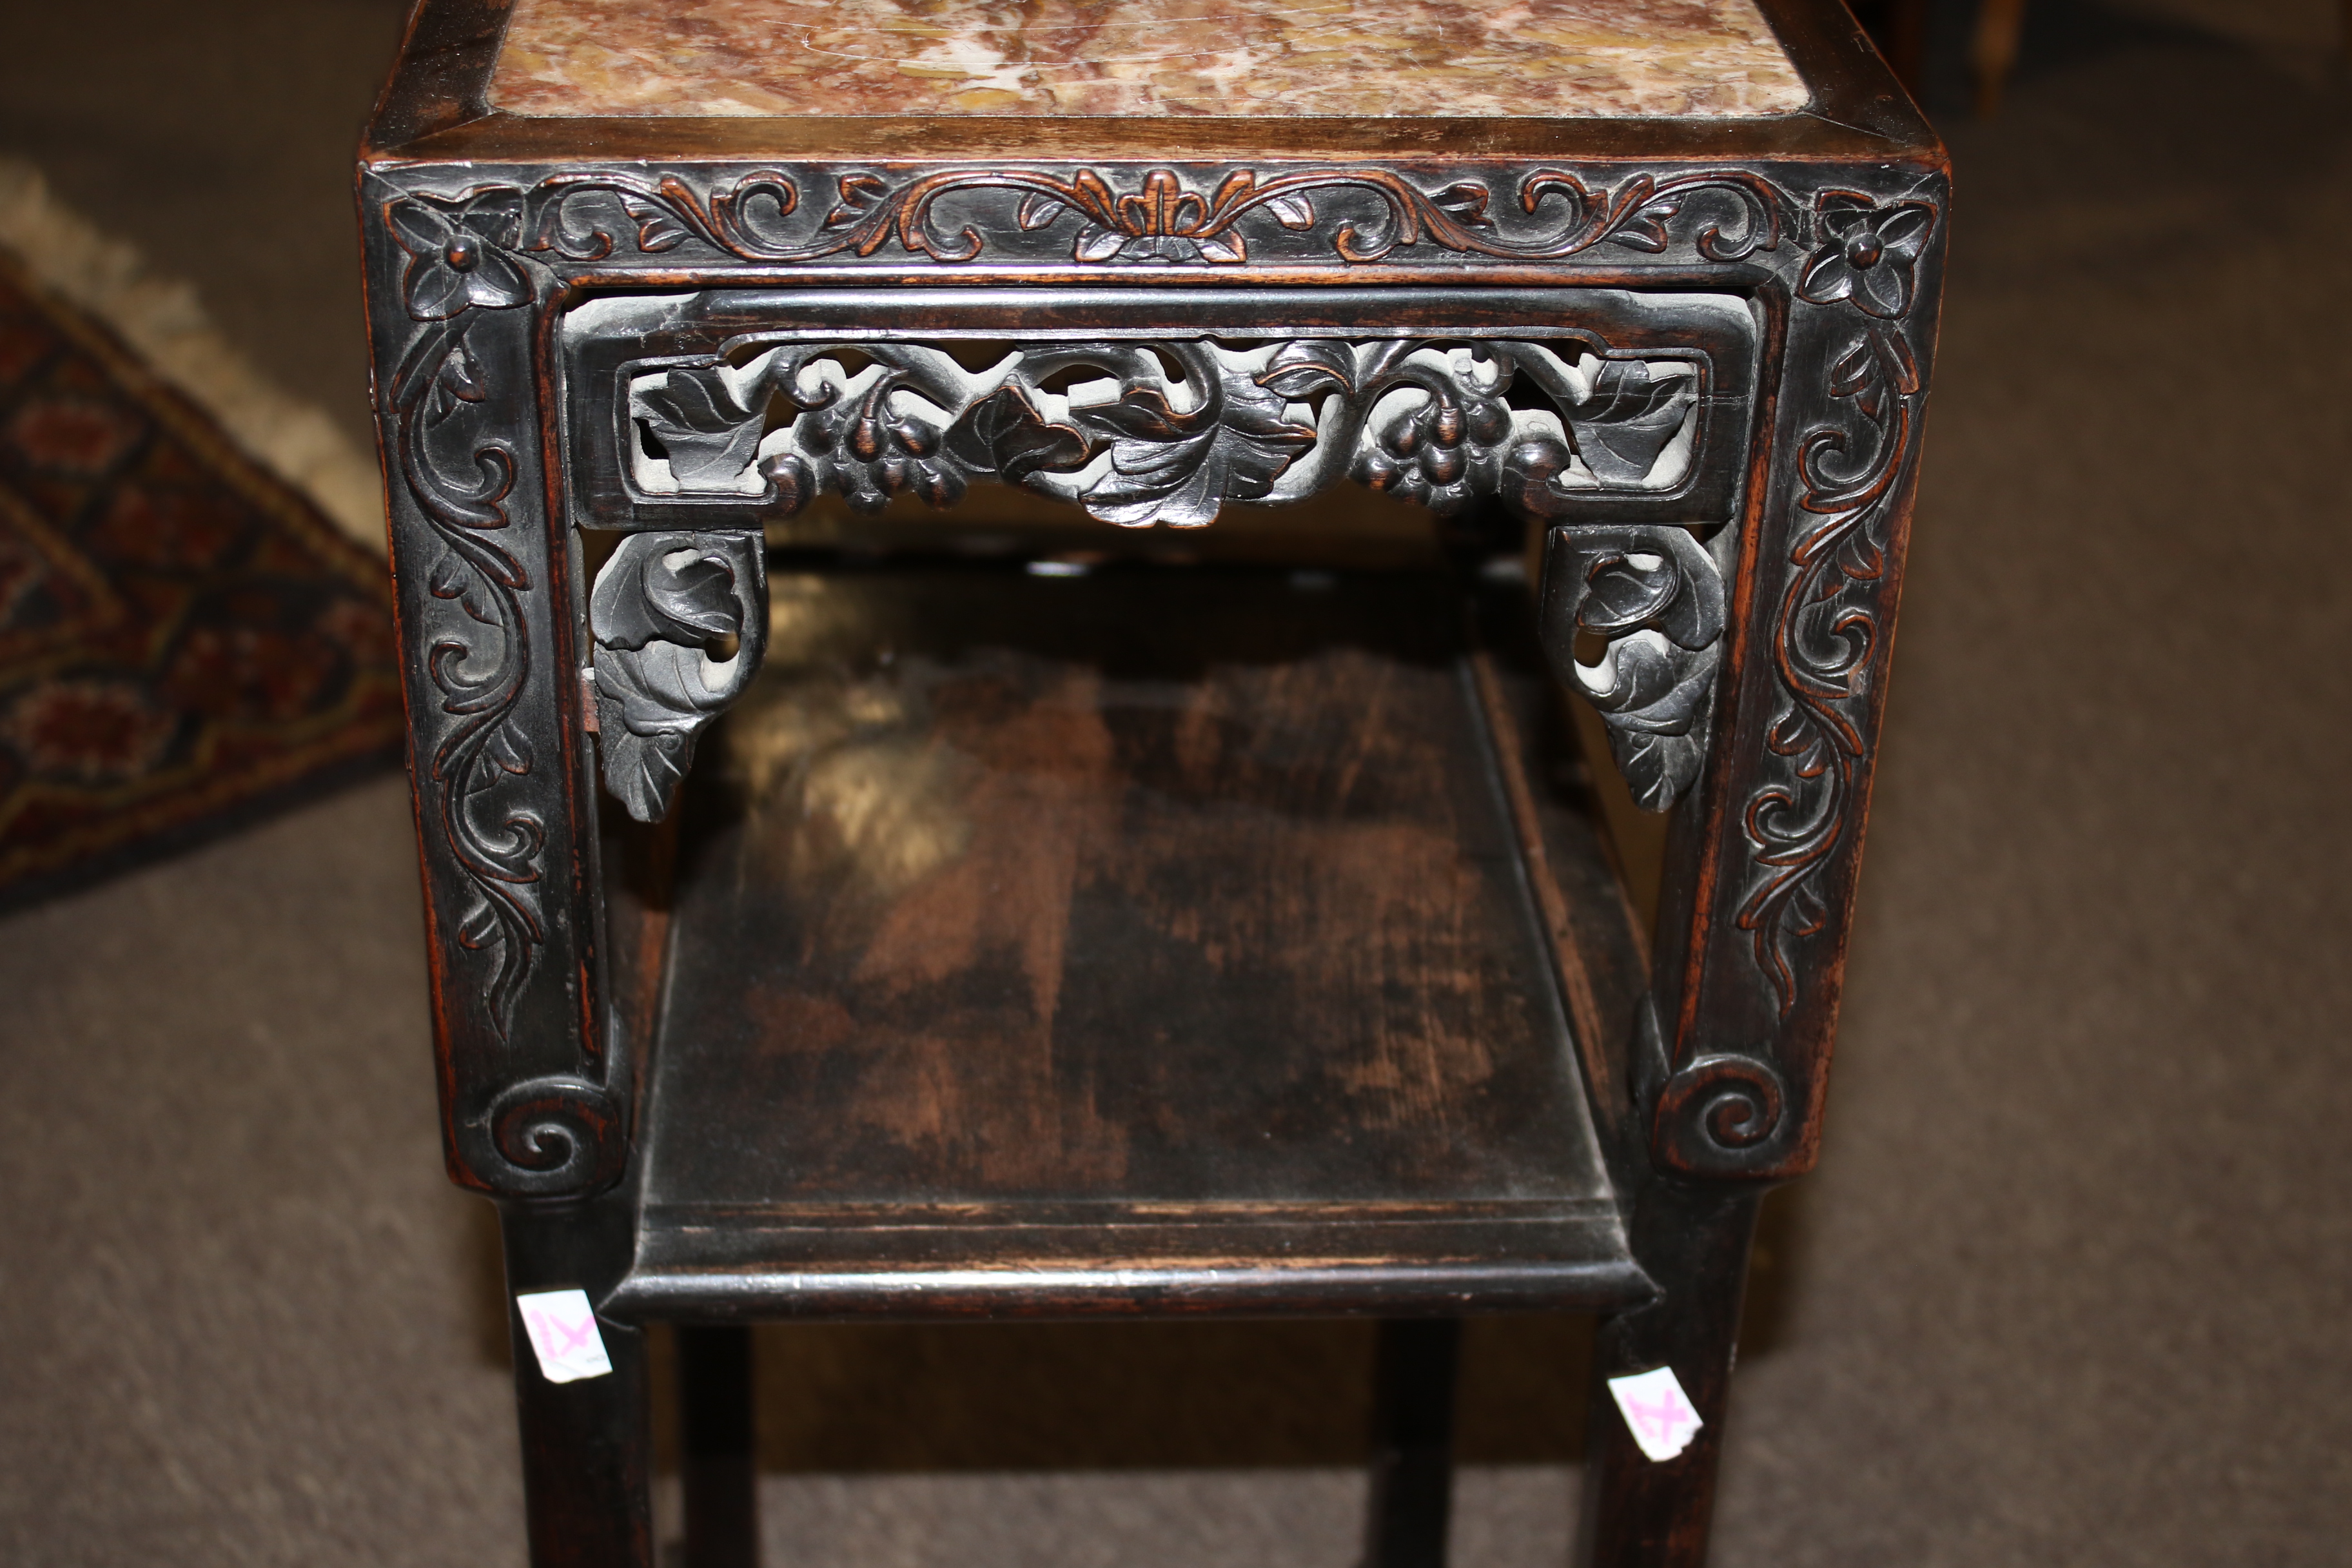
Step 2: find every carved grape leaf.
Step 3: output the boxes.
[1613,727,1709,813]
[594,720,692,827]
[598,546,741,652]
[1566,362,1695,485]
[944,386,1092,486]
[1575,631,1718,811]
[638,368,763,487]
[646,551,742,638]
[1075,376,1316,527]
[1580,554,1682,635]
[593,651,699,824]
[1256,340,1355,400]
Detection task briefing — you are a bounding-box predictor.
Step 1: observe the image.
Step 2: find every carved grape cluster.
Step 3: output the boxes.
[798,380,963,513]
[1355,383,1511,516]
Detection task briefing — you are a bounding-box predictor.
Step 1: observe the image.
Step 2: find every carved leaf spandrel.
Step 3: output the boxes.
[944,386,1093,486]
[1566,362,1696,486]
[590,534,768,825]
[638,367,763,487]
[1075,373,1317,527]
[1540,525,1727,812]
[1255,340,1356,400]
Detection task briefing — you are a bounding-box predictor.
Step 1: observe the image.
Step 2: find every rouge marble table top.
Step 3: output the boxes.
[486,0,1810,120]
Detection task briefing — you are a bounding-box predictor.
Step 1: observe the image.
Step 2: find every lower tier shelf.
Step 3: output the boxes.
[617,560,1651,1320]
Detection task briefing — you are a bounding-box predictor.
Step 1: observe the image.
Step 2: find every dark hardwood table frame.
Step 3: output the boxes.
[356,3,1946,1563]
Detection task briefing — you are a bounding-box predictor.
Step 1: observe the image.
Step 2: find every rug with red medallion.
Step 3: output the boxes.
[0,248,400,908]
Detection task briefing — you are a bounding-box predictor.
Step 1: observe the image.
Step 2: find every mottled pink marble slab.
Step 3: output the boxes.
[487,0,1810,119]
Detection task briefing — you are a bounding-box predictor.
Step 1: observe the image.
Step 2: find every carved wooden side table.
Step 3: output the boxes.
[357,2,1945,1563]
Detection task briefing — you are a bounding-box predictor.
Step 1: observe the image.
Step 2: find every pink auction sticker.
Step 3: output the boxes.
[516,1289,614,1384]
[1607,1366,1703,1461]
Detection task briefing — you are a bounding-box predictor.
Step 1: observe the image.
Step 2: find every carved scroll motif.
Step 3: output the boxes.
[1538,525,1727,812]
[589,531,769,825]
[386,312,546,1037]
[1740,192,1938,1015]
[484,1075,627,1197]
[1651,1052,1790,1175]
[630,338,1703,530]
[520,164,1786,269]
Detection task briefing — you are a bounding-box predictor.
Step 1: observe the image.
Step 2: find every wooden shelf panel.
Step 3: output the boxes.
[627,561,1645,1317]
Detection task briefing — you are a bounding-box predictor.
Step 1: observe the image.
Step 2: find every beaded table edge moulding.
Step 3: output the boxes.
[485,0,1813,121]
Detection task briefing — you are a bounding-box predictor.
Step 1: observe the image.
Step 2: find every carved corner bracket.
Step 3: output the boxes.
[1537,524,1727,812]
[589,531,769,824]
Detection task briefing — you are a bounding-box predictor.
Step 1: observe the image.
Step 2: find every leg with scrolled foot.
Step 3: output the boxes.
[1574,1184,1760,1568]
[501,1202,654,1568]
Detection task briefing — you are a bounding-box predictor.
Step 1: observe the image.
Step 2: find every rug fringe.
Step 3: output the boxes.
[0,155,386,553]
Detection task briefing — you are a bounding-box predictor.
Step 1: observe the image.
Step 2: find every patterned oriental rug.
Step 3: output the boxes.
[0,245,400,908]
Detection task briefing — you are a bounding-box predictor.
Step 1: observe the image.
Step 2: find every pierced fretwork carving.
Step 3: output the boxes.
[1538,524,1727,812]
[629,337,1703,529]
[589,531,769,824]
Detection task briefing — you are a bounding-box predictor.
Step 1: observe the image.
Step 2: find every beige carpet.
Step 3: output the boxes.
[3,1,2350,1564]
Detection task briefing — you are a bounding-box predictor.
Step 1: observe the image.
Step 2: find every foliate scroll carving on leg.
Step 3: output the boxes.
[589,531,769,824]
[1537,525,1726,812]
